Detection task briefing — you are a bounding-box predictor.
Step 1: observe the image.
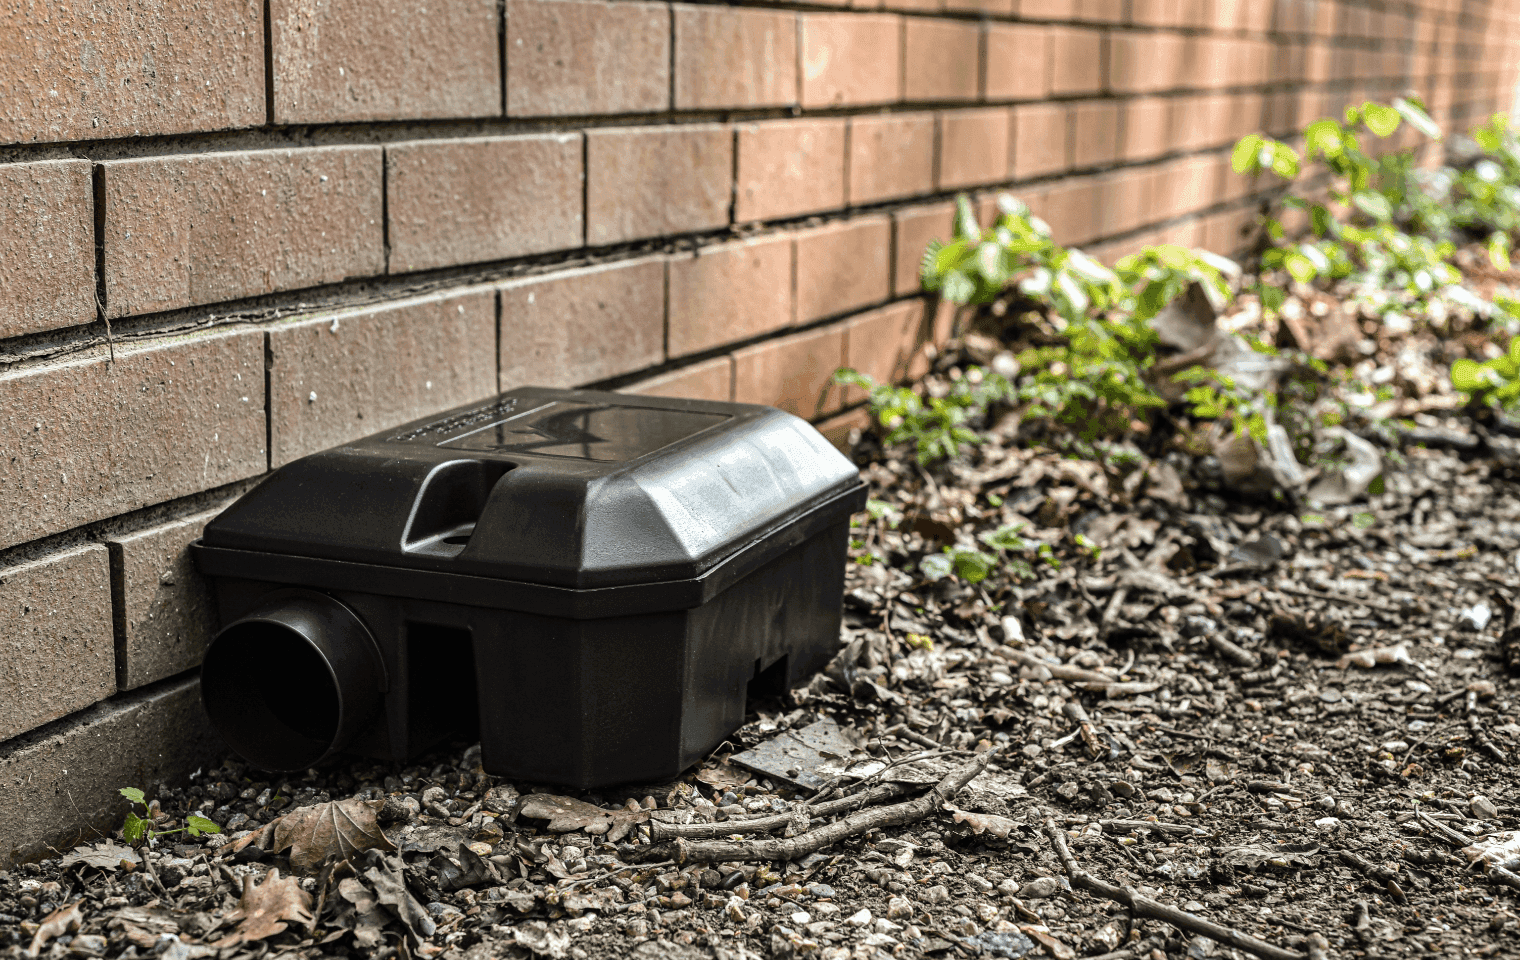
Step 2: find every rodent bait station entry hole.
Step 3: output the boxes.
[194,387,865,788]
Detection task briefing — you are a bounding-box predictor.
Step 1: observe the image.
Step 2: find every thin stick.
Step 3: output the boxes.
[651,810,808,842]
[1043,818,1306,960]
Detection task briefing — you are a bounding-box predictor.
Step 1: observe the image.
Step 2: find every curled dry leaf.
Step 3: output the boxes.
[211,870,314,948]
[1336,644,1415,669]
[517,794,650,843]
[361,849,436,941]
[28,900,83,956]
[1464,832,1520,871]
[336,877,388,949]
[943,803,1017,838]
[513,920,571,959]
[230,797,396,872]
[60,840,140,871]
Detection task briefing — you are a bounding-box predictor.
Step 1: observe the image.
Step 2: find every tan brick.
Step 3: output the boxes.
[733,324,847,419]
[105,507,225,691]
[939,108,1012,189]
[848,113,936,206]
[387,135,582,274]
[904,19,982,102]
[587,125,732,246]
[500,260,665,390]
[0,330,265,550]
[0,0,263,144]
[271,0,499,123]
[1072,100,1122,167]
[1108,30,1185,93]
[736,119,848,222]
[844,300,933,394]
[102,147,384,319]
[668,235,794,356]
[1043,177,1103,245]
[507,0,669,115]
[814,406,872,454]
[943,0,1013,12]
[1121,96,1170,160]
[621,357,734,402]
[1049,27,1105,96]
[1012,103,1070,179]
[269,288,497,466]
[0,676,224,869]
[796,218,892,324]
[801,14,902,108]
[892,202,956,296]
[1098,168,1148,236]
[0,546,113,741]
[1019,0,1078,17]
[0,161,95,339]
[1078,0,1125,21]
[673,5,798,109]
[986,25,1051,101]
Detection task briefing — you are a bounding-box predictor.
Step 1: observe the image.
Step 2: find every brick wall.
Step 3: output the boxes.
[3,0,1519,863]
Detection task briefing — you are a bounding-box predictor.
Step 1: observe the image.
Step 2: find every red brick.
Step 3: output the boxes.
[0,329,265,550]
[270,0,499,123]
[673,5,798,109]
[102,147,383,319]
[268,288,498,466]
[986,25,1052,101]
[844,300,933,393]
[801,14,902,108]
[1108,31,1185,93]
[1098,168,1148,236]
[668,235,794,356]
[939,108,1012,189]
[0,546,113,741]
[1128,0,1180,26]
[892,202,956,295]
[1072,100,1122,167]
[621,357,734,402]
[1012,103,1070,179]
[1049,27,1105,96]
[1043,177,1102,245]
[0,1,263,144]
[507,0,669,115]
[848,113,936,205]
[796,218,892,323]
[904,19,982,102]
[736,119,848,222]
[944,0,1014,13]
[1019,0,1078,17]
[106,507,225,691]
[733,324,847,419]
[587,125,733,245]
[1121,96,1170,160]
[1077,0,1125,21]
[0,676,223,869]
[499,260,665,390]
[387,135,582,274]
[0,161,95,339]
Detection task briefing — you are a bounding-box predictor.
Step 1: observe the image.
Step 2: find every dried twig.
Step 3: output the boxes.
[1043,817,1307,960]
[1466,690,1507,762]
[650,810,808,842]
[624,750,998,864]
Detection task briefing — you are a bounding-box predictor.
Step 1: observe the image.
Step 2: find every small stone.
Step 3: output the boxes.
[873,918,901,934]
[624,918,649,938]
[1056,782,1080,801]
[996,878,1019,898]
[1383,740,1410,753]
[1313,816,1341,830]
[1021,744,1043,759]
[846,909,872,927]
[921,885,951,904]
[68,934,108,957]
[1472,796,1500,819]
[1315,795,1336,811]
[950,917,980,937]
[466,841,493,857]
[724,897,747,923]
[1108,780,1136,798]
[790,911,811,925]
[975,903,999,922]
[886,896,913,919]
[1146,787,1176,803]
[806,882,837,899]
[380,794,421,824]
[1018,877,1064,899]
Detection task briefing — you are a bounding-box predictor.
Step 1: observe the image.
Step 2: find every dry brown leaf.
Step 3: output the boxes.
[517,794,650,842]
[943,803,1017,838]
[230,798,396,872]
[1020,924,1076,960]
[212,869,314,948]
[28,900,83,955]
[695,762,751,792]
[60,840,140,871]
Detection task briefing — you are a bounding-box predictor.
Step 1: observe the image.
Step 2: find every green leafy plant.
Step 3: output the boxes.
[120,787,220,844]
[832,366,1014,465]
[919,522,1056,584]
[1451,336,1520,412]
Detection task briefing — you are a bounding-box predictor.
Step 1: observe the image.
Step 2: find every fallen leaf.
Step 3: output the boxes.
[943,803,1017,838]
[60,841,140,871]
[1336,644,1415,669]
[1019,924,1076,960]
[336,877,389,948]
[1464,831,1520,871]
[28,901,83,955]
[517,794,650,843]
[695,762,752,792]
[230,798,396,872]
[211,870,313,948]
[361,849,436,941]
[513,920,571,958]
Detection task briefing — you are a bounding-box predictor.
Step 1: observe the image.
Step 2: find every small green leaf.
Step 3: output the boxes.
[1490,232,1512,272]
[1306,119,1343,158]
[1451,358,1486,392]
[1361,102,1401,138]
[1393,97,1442,140]
[119,787,146,806]
[122,812,148,844]
[186,815,221,836]
[1351,190,1392,221]
[1232,134,1263,173]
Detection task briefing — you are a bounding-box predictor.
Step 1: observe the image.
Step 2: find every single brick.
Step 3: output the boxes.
[986,25,1051,101]
[0,330,265,550]
[0,676,224,868]
[1012,103,1070,179]
[621,357,735,402]
[814,406,872,454]
[1019,0,1078,17]
[1077,0,1125,21]
[1098,168,1149,236]
[1072,100,1122,167]
[904,19,982,102]
[268,287,497,467]
[587,125,733,246]
[801,14,902,108]
[848,113,936,206]
[507,0,670,116]
[500,259,665,389]
[732,324,847,419]
[844,300,933,394]
[939,108,1012,190]
[1042,177,1102,245]
[0,546,113,741]
[673,5,798,109]
[102,147,384,319]
[1121,97,1171,160]
[0,160,95,339]
[270,0,499,123]
[735,119,848,222]
[106,507,227,691]
[1128,0,1180,26]
[0,0,263,144]
[891,202,955,296]
[668,235,793,357]
[387,135,583,274]
[795,217,892,323]
[1049,27,1104,96]
[1108,31,1185,93]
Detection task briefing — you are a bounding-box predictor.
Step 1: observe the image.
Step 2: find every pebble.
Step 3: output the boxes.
[68,934,108,957]
[724,897,747,923]
[1383,740,1410,753]
[996,878,1020,897]
[805,882,837,899]
[1056,782,1080,801]
[874,918,902,934]
[921,885,951,904]
[847,909,872,927]
[886,897,914,919]
[1472,796,1500,819]
[1021,744,1043,759]
[1018,877,1064,899]
[1316,795,1337,810]
[790,911,811,925]
[1313,817,1342,830]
